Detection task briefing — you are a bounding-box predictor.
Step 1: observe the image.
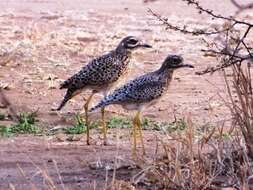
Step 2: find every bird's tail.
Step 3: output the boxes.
[59,79,71,89]
[56,88,74,110]
[90,88,125,112]
[89,99,110,112]
[90,94,118,112]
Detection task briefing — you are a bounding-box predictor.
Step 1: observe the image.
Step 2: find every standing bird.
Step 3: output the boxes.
[90,55,194,157]
[57,36,152,145]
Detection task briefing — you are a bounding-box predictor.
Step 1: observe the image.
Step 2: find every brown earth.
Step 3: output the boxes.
[0,0,252,189]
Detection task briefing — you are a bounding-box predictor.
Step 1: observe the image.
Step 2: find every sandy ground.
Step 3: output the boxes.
[0,131,164,189]
[0,0,252,189]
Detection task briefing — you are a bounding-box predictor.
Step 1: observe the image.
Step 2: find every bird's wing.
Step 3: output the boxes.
[107,73,164,104]
[122,76,164,103]
[60,51,122,89]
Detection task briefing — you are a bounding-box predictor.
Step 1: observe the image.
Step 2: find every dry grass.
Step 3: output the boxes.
[223,63,253,157]
[141,0,253,188]
[120,118,252,190]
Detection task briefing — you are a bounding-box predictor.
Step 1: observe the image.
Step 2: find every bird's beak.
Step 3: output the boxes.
[180,64,194,68]
[139,43,152,48]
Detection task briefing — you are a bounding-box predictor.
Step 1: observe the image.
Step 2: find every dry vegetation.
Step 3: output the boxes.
[1,0,253,189]
[143,0,253,189]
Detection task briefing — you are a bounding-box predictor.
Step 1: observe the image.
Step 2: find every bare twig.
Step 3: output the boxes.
[182,0,253,26]
[148,8,237,36]
[195,59,239,75]
[231,0,253,14]
[201,49,253,60]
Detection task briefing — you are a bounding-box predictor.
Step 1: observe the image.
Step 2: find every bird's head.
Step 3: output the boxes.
[161,55,194,70]
[117,36,152,51]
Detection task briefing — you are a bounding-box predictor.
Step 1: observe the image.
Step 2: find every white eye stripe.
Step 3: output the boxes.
[127,44,137,48]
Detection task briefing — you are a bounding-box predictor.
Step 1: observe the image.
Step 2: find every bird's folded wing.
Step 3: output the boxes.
[124,79,164,103]
[60,52,120,88]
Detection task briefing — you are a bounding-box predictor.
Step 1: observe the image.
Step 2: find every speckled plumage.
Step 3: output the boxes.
[60,51,130,90]
[57,36,151,110]
[90,55,194,112]
[90,66,172,111]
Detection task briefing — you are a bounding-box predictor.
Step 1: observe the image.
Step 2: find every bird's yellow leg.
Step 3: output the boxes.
[135,111,145,156]
[132,114,138,159]
[83,93,95,145]
[101,107,107,145]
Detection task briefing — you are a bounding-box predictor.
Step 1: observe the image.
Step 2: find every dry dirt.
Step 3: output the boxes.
[0,0,252,189]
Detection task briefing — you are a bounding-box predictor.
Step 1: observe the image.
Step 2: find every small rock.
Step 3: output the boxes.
[66,135,82,141]
[158,107,166,111]
[56,133,67,142]
[0,82,12,90]
[47,159,53,163]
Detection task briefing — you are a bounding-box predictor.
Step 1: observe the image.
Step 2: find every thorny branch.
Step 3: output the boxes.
[148,8,237,36]
[231,0,253,15]
[149,0,253,75]
[181,0,253,26]
[147,1,253,188]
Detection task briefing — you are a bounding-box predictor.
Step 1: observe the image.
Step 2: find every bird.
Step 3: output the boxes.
[90,54,194,157]
[56,36,152,145]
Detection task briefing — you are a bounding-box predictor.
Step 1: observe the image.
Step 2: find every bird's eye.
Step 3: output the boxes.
[127,39,138,45]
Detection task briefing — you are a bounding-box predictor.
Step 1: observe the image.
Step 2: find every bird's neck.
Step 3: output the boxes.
[157,64,174,75]
[156,67,174,85]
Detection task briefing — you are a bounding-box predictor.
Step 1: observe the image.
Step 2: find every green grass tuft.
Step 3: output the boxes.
[142,118,162,130]
[142,118,187,132]
[64,115,99,134]
[106,116,187,132]
[0,125,12,137]
[10,112,41,134]
[0,112,41,137]
[0,113,188,137]
[107,116,131,129]
[64,115,85,134]
[166,118,188,133]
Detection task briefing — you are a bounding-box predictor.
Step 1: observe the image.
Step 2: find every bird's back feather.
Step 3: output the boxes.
[90,70,172,112]
[59,50,129,90]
